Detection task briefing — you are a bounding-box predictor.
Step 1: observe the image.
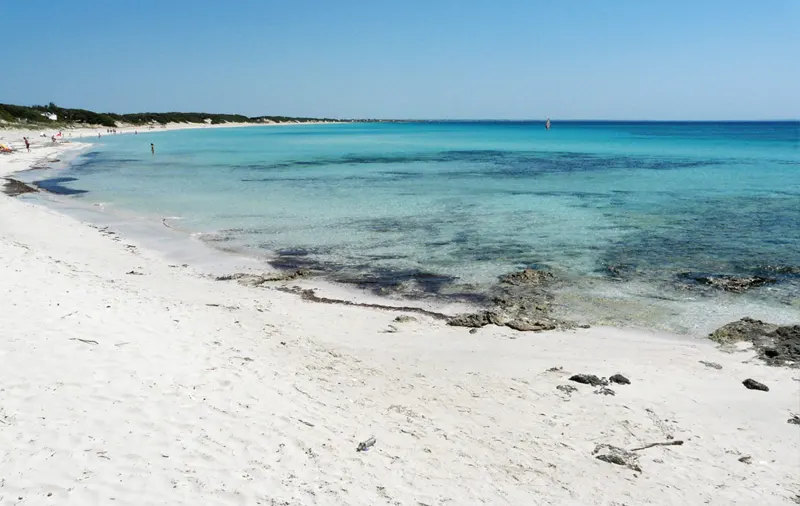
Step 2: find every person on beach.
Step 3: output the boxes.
[24,137,30,152]
[151,143,155,154]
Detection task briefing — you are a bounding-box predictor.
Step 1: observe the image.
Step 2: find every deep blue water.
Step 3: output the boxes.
[26,121,800,332]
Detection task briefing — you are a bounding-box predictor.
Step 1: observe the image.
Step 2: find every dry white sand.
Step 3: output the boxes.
[0,119,332,156]
[1,139,799,505]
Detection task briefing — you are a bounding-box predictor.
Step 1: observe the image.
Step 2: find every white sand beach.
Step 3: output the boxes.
[0,120,333,156]
[1,139,799,505]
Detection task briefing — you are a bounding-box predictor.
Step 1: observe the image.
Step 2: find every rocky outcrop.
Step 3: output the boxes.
[448,267,574,332]
[709,317,800,367]
[767,325,800,365]
[447,310,561,333]
[499,268,554,286]
[448,310,507,328]
[709,317,769,344]
[692,275,776,293]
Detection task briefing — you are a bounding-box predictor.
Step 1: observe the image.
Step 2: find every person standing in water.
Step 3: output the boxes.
[151,143,155,154]
[24,137,30,152]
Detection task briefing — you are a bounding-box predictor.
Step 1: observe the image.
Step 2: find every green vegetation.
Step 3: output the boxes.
[0,102,344,127]
[0,108,15,123]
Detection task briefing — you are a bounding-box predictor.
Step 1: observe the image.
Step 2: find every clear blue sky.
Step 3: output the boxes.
[2,0,798,119]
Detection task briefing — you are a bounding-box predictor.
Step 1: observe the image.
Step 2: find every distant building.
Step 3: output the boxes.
[41,113,58,121]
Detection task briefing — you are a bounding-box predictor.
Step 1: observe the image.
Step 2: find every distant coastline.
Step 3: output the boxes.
[5,103,795,131]
[0,102,361,130]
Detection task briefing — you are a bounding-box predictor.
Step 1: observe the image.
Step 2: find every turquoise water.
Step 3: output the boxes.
[27,121,800,331]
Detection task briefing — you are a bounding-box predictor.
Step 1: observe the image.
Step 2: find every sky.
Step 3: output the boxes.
[1,1,798,120]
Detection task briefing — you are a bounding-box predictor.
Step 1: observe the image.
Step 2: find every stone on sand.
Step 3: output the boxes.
[742,378,769,392]
[569,374,608,387]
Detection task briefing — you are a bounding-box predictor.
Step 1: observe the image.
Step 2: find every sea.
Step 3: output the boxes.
[19,121,800,335]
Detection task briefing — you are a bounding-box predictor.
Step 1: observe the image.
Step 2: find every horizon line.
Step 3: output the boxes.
[381,118,799,122]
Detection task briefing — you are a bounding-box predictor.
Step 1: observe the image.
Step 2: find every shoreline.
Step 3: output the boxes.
[7,143,800,336]
[1,137,799,504]
[4,134,799,337]
[0,120,346,175]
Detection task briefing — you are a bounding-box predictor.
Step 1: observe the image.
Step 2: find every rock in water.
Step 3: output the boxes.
[693,275,776,293]
[393,315,417,323]
[788,414,800,425]
[569,374,608,387]
[699,360,723,370]
[592,444,641,472]
[499,268,554,286]
[609,374,631,385]
[742,378,769,391]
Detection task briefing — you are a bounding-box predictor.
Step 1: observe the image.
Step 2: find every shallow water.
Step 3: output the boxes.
[22,121,800,333]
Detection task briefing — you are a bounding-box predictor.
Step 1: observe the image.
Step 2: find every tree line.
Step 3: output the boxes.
[0,102,343,127]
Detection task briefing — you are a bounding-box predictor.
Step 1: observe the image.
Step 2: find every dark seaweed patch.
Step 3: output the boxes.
[345,216,440,236]
[235,150,722,181]
[69,151,139,174]
[2,178,38,197]
[276,248,312,257]
[598,194,800,281]
[258,243,485,303]
[32,177,88,195]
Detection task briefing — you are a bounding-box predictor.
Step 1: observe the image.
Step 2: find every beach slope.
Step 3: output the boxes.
[1,149,798,505]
